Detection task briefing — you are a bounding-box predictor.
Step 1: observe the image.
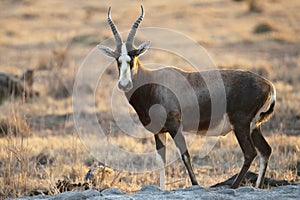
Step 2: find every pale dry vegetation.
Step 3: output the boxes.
[0,0,299,199]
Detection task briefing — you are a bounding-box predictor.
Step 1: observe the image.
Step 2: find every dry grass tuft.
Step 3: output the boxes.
[248,0,263,13]
[0,108,31,138]
[253,22,275,34]
[0,131,32,197]
[48,77,73,100]
[0,118,30,138]
[46,40,75,100]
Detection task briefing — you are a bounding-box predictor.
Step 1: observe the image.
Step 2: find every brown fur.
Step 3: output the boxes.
[124,60,276,188]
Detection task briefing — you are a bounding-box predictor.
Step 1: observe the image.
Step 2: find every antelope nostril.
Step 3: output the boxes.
[127,81,133,89]
[118,81,133,91]
[118,82,124,89]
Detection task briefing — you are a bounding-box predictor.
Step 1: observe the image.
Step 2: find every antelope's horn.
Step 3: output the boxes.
[107,7,122,46]
[126,5,144,49]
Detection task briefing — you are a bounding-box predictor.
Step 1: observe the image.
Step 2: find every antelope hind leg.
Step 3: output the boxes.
[231,123,257,189]
[251,126,272,188]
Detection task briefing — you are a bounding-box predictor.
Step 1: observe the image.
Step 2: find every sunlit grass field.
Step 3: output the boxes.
[0,0,299,198]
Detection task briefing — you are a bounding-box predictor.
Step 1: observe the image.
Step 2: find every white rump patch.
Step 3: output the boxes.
[250,85,276,131]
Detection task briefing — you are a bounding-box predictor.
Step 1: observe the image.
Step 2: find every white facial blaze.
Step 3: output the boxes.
[118,43,132,91]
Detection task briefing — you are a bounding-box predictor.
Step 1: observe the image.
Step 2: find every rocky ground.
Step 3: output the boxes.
[16,172,299,200]
[15,184,300,200]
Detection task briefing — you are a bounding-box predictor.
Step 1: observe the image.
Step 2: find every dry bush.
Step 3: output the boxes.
[0,134,89,198]
[0,138,34,198]
[248,0,263,13]
[35,149,55,166]
[0,117,30,138]
[0,129,298,198]
[232,0,263,13]
[84,163,121,191]
[46,40,75,100]
[253,22,275,34]
[47,75,74,100]
[0,107,33,197]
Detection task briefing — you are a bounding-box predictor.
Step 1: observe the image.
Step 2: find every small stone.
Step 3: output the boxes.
[46,190,100,200]
[235,186,257,193]
[271,185,300,193]
[162,190,171,195]
[184,185,205,192]
[101,188,124,196]
[217,188,237,196]
[81,190,101,197]
[137,185,161,193]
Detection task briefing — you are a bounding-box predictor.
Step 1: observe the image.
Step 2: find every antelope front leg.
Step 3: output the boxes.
[169,130,198,185]
[155,133,167,189]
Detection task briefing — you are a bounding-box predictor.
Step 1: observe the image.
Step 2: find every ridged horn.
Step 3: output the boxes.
[126,5,144,49]
[107,7,122,46]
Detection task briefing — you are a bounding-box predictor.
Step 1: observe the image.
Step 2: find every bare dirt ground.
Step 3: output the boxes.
[0,0,299,199]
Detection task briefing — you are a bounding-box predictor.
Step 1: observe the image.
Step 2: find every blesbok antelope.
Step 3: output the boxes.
[0,69,36,105]
[98,6,276,189]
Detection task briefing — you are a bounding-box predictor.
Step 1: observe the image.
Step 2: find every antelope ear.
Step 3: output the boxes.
[97,45,118,58]
[136,41,151,56]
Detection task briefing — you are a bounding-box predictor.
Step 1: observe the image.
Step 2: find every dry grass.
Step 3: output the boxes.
[0,124,298,198]
[0,0,299,198]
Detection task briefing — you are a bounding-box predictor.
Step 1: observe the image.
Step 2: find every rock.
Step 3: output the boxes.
[216,188,236,195]
[101,188,124,195]
[183,185,205,191]
[16,190,100,200]
[271,184,300,193]
[14,181,300,200]
[235,186,256,193]
[137,185,161,193]
[210,171,291,188]
[47,190,100,200]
